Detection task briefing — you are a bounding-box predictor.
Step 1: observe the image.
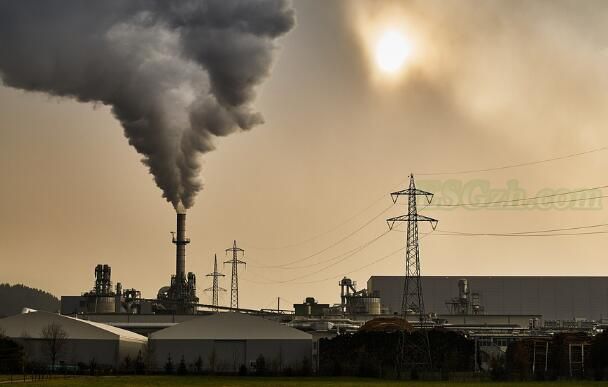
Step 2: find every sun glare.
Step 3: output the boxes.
[375,30,411,74]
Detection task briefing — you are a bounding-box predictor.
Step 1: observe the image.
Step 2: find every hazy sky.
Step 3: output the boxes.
[2,0,608,310]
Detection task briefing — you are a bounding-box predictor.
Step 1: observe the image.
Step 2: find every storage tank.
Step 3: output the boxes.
[86,296,116,313]
[458,279,469,301]
[346,295,381,315]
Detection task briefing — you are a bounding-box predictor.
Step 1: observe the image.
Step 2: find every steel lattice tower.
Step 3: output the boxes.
[224,240,246,310]
[387,174,438,372]
[205,254,225,311]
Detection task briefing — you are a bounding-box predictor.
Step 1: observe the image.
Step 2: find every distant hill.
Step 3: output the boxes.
[0,283,60,317]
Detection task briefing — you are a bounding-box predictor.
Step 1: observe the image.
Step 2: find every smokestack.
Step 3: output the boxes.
[173,205,190,286]
[0,1,295,210]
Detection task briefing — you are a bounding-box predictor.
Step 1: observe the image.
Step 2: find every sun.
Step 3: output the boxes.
[374,30,412,74]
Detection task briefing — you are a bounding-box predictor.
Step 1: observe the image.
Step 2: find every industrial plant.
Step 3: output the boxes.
[4,0,608,383]
[20,176,603,378]
[0,177,606,379]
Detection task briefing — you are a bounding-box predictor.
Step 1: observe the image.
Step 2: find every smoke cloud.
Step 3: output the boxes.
[347,0,608,151]
[0,0,295,209]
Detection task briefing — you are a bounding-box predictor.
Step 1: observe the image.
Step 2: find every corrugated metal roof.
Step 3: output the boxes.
[151,312,312,340]
[0,310,146,342]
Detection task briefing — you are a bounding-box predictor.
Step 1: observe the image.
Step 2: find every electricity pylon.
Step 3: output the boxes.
[387,174,438,372]
[224,240,246,310]
[204,254,225,311]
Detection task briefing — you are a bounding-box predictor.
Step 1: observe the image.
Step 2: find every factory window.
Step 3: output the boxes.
[478,338,492,346]
[494,338,508,347]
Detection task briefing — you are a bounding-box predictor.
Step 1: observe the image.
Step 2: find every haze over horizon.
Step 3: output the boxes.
[2,0,608,310]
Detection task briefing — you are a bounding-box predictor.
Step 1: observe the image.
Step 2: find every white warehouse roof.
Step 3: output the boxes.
[151,312,311,340]
[0,310,146,343]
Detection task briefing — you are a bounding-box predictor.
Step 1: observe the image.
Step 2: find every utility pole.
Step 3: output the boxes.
[224,240,246,310]
[205,254,225,311]
[387,174,438,373]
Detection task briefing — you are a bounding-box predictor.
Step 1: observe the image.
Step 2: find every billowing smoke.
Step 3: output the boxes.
[0,0,295,209]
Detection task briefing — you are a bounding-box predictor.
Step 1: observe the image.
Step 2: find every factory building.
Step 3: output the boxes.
[0,310,147,368]
[150,312,312,373]
[368,276,608,321]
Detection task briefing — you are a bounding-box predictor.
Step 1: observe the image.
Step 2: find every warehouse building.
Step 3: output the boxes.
[368,276,608,321]
[0,310,147,368]
[150,312,312,373]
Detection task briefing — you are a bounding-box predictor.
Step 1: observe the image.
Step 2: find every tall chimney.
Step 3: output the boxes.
[173,210,190,288]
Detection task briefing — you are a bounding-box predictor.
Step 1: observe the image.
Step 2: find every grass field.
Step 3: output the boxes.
[10,376,608,387]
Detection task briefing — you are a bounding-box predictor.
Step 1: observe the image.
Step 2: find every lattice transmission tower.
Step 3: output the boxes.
[205,254,225,311]
[224,240,246,310]
[387,174,438,372]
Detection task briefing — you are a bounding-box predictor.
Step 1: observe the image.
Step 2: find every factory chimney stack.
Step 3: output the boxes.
[172,209,190,294]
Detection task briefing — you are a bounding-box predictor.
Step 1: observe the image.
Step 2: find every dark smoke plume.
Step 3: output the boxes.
[0,0,294,209]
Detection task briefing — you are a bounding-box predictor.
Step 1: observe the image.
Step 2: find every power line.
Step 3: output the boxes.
[435,230,608,237]
[394,221,608,237]
[430,185,608,208]
[256,228,390,270]
[243,231,433,286]
[252,204,393,269]
[273,230,390,282]
[248,230,391,283]
[248,202,431,271]
[439,222,608,236]
[462,194,607,208]
[416,145,608,176]
[248,145,607,250]
[292,246,406,285]
[248,195,390,250]
[248,198,607,283]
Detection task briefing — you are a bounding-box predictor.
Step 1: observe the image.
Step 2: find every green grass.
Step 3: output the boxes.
[15,376,608,387]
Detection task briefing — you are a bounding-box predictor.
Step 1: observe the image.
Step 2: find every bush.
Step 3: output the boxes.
[255,354,266,376]
[194,355,203,374]
[121,355,132,374]
[134,351,145,374]
[0,337,24,373]
[89,358,97,376]
[301,356,312,376]
[592,331,608,380]
[164,355,174,374]
[177,356,187,375]
[319,329,474,377]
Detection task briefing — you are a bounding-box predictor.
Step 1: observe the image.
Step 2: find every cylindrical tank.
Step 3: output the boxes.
[346,296,381,315]
[458,279,468,301]
[87,296,116,313]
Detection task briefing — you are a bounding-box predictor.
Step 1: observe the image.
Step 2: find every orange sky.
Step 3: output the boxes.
[2,1,608,310]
